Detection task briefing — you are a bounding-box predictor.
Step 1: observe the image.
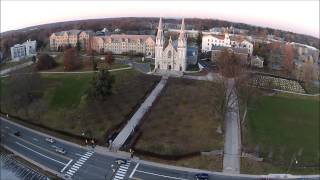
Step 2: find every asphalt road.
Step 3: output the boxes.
[1,117,318,180]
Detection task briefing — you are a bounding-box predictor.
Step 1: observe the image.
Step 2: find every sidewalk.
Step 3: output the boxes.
[223,78,241,174]
[0,61,33,76]
[111,76,168,150]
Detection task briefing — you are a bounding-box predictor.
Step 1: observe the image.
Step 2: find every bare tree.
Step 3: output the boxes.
[63,48,81,71]
[213,48,256,126]
[282,44,294,76]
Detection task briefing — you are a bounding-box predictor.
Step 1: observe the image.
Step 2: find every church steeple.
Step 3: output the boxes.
[156,17,164,46]
[178,18,187,47]
[169,36,172,44]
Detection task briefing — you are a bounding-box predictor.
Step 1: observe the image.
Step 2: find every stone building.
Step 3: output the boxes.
[250,56,264,68]
[10,40,37,61]
[91,34,155,57]
[154,18,187,72]
[49,30,82,50]
[50,30,155,57]
[79,30,94,50]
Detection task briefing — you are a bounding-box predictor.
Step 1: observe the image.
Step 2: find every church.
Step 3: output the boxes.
[154,18,188,72]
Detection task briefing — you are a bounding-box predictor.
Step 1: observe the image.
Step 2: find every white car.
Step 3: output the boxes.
[45,137,55,143]
[55,147,66,155]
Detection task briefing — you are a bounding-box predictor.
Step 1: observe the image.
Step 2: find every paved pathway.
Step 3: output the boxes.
[223,78,241,174]
[0,61,33,76]
[182,72,221,81]
[111,76,168,150]
[1,67,132,78]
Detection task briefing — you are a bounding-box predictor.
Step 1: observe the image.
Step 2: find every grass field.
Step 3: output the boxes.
[140,154,223,172]
[135,78,223,156]
[243,93,320,174]
[1,69,160,142]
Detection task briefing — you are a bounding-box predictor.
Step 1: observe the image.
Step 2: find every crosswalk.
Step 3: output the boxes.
[65,151,94,178]
[113,160,131,180]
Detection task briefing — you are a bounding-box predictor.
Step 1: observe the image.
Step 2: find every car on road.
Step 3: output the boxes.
[195,173,209,180]
[115,158,127,165]
[13,131,21,137]
[45,137,55,143]
[55,147,66,155]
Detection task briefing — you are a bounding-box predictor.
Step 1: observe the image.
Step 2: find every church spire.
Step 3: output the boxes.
[178,18,187,47]
[158,17,163,30]
[180,18,185,31]
[156,17,164,46]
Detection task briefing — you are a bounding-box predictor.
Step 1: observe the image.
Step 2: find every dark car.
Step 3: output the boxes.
[195,173,209,180]
[14,131,21,137]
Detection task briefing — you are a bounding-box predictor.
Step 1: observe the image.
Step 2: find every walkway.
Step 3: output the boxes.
[223,78,241,174]
[1,67,132,78]
[0,61,33,76]
[111,76,168,150]
[182,72,221,82]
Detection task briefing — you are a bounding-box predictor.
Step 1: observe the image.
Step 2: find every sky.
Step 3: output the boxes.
[1,0,319,37]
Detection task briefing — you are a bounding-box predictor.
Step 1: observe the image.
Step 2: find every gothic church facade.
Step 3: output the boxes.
[155,18,187,72]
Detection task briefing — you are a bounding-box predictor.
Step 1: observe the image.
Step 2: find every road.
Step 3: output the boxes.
[0,116,271,180]
[1,117,319,180]
[223,79,241,174]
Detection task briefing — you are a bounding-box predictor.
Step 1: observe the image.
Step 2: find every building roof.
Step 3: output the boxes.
[52,30,82,36]
[211,46,248,54]
[104,35,155,43]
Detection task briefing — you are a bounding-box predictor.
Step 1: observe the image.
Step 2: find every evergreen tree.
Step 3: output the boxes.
[88,69,114,101]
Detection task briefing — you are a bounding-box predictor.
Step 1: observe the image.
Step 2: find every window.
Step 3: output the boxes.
[168,51,172,58]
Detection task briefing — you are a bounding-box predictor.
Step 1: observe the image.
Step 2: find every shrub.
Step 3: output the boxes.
[36,54,56,70]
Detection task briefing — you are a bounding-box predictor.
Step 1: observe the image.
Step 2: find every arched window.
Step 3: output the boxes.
[168,51,172,58]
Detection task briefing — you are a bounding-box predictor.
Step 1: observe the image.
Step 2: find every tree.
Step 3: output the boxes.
[63,48,81,71]
[105,51,114,68]
[88,69,115,101]
[76,41,81,52]
[282,44,294,75]
[36,54,56,70]
[217,48,243,78]
[196,31,203,55]
[32,56,36,63]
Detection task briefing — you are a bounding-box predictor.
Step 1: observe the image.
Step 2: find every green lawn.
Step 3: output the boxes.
[1,69,160,143]
[135,78,223,155]
[244,93,320,174]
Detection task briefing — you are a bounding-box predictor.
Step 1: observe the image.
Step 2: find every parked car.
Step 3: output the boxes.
[115,158,127,165]
[45,137,55,143]
[195,173,209,180]
[14,131,21,137]
[55,147,66,155]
